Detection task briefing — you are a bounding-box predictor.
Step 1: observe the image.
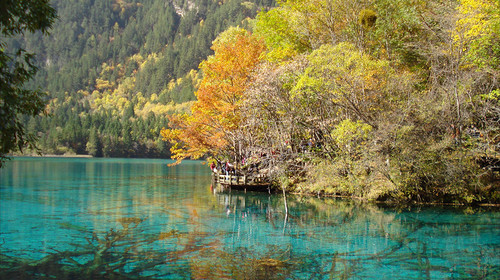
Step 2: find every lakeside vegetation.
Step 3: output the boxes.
[162,0,499,204]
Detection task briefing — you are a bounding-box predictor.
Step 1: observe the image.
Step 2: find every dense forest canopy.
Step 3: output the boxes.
[8,0,275,158]
[163,0,499,204]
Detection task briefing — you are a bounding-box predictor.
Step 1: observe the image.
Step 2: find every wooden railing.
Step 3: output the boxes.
[213,173,269,186]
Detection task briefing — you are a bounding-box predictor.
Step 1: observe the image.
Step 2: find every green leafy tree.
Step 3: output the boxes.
[0,0,57,166]
[86,127,102,157]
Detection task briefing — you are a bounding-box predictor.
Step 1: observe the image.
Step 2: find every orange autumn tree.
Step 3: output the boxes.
[161,27,266,163]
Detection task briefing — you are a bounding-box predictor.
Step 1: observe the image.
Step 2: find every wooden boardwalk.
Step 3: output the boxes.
[212,173,271,192]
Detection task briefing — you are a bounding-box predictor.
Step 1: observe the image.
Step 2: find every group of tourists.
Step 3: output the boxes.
[210,161,235,175]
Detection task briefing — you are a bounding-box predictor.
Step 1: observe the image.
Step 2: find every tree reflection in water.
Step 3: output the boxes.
[1,188,498,279]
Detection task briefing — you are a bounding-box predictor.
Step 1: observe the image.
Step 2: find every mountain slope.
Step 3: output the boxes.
[16,0,275,157]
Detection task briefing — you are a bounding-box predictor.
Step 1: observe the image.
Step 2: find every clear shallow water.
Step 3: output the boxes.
[0,157,498,279]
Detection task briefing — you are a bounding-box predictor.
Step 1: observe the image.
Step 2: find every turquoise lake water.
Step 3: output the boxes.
[0,157,498,279]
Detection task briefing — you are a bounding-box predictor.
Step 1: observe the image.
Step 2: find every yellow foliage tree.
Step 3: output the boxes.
[161,27,266,163]
[454,0,500,70]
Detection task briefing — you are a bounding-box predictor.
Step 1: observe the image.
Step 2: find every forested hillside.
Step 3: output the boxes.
[13,0,274,157]
[163,0,499,204]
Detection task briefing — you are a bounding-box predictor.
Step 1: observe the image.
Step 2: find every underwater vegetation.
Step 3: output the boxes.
[1,197,499,280]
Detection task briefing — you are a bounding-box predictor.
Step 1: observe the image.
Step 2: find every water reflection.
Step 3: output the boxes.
[0,158,498,279]
[211,190,499,279]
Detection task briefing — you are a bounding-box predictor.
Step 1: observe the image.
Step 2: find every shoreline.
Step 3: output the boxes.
[9,154,93,158]
[287,190,500,208]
